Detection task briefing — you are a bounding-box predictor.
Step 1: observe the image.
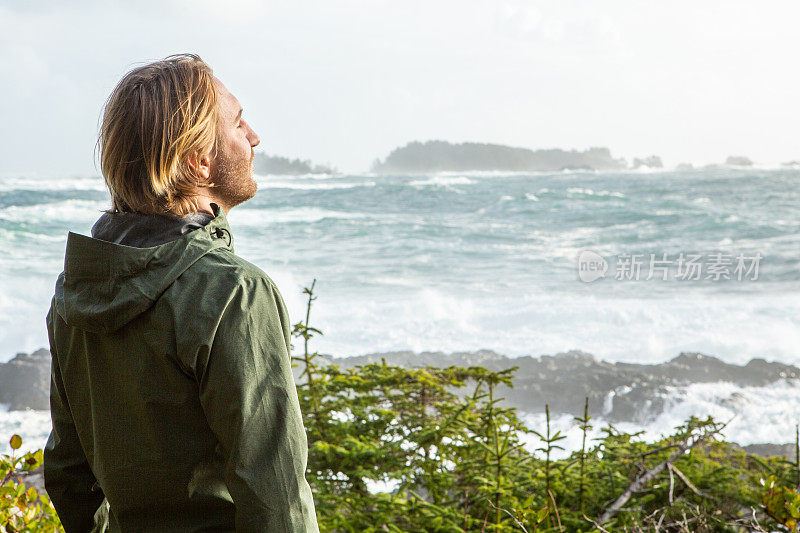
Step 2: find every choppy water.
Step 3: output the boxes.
[3,168,800,364]
[3,167,800,451]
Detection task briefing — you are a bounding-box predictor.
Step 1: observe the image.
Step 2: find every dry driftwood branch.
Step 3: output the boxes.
[583,515,612,533]
[598,422,726,524]
[668,463,675,505]
[667,462,709,499]
[598,443,692,523]
[655,508,667,531]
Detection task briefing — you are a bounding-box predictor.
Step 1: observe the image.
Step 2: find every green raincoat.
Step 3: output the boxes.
[43,203,319,532]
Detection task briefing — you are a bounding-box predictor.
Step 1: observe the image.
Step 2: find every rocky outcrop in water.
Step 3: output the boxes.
[7,347,799,427]
[316,350,800,424]
[0,349,51,410]
[742,443,796,459]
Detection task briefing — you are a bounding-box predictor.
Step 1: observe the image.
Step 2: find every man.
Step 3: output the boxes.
[43,54,319,532]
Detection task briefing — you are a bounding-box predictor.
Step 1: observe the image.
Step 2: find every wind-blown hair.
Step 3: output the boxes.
[97,53,218,216]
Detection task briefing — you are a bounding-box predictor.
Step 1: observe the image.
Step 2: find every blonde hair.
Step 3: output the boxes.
[97,53,218,216]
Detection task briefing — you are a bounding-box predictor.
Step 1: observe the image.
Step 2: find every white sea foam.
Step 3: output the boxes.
[0,199,106,226]
[566,187,626,198]
[371,276,420,288]
[228,207,367,226]
[254,178,376,190]
[0,228,66,244]
[0,176,107,192]
[433,170,557,178]
[0,405,51,454]
[308,290,800,367]
[642,380,800,445]
[519,380,800,459]
[408,176,474,187]
[4,243,800,368]
[253,172,339,180]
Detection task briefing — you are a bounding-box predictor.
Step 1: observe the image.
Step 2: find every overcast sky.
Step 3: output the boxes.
[1,0,798,176]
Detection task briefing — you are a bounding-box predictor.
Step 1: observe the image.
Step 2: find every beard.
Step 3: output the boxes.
[207,150,257,210]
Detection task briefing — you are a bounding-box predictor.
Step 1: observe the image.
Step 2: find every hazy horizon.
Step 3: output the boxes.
[1,0,799,176]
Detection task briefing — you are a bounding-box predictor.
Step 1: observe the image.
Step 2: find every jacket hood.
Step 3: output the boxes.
[90,209,214,248]
[55,203,234,334]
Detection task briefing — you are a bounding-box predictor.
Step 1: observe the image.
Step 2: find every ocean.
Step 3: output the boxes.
[2,167,800,452]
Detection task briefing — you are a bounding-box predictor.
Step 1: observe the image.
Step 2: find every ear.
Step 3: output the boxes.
[187,149,212,186]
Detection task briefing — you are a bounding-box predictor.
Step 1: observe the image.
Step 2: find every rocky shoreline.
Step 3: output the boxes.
[0,348,50,410]
[4,347,799,458]
[314,349,800,421]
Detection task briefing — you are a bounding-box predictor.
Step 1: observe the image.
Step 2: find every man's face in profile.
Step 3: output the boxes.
[207,77,260,209]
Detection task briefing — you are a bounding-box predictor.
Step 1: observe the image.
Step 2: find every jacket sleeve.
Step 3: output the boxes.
[194,276,319,532]
[43,301,106,532]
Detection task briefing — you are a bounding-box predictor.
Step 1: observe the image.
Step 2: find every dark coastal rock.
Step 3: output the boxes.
[741,442,796,459]
[17,469,45,493]
[8,346,800,427]
[320,350,800,424]
[0,349,51,410]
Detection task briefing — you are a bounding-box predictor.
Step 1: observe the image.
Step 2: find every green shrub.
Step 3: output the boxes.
[1,435,61,532]
[10,280,793,532]
[292,281,791,532]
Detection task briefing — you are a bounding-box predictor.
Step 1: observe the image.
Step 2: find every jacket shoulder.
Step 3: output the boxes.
[184,248,281,294]
[171,248,292,371]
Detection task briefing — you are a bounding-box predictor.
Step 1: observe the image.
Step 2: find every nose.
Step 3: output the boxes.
[247,123,260,148]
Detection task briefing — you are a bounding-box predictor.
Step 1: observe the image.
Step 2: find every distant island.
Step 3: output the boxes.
[253,153,336,175]
[371,140,630,173]
[724,155,753,167]
[256,144,792,174]
[700,155,756,170]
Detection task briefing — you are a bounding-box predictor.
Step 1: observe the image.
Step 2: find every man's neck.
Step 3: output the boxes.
[192,192,228,217]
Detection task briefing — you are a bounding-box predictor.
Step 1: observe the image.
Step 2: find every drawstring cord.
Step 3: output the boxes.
[212,227,232,247]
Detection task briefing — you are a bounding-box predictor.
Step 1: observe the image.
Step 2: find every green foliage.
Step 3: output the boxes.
[11,281,794,532]
[1,435,62,532]
[761,475,800,530]
[574,397,592,513]
[291,281,794,532]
